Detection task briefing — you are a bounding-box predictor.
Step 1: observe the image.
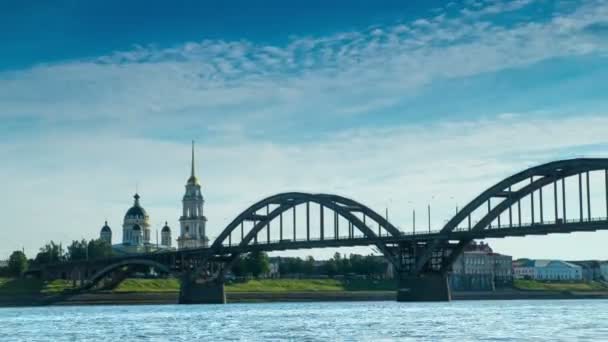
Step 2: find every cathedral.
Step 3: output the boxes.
[99,142,209,254]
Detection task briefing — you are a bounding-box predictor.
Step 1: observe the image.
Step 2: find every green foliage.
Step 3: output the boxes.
[277,253,387,277]
[246,251,270,277]
[34,241,65,265]
[226,278,396,292]
[8,251,28,276]
[232,252,271,277]
[87,239,113,259]
[227,279,343,292]
[65,238,114,262]
[0,277,395,295]
[514,279,608,292]
[67,240,88,261]
[113,278,180,293]
[0,277,71,295]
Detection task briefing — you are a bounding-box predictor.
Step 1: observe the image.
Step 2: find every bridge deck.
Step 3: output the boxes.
[37,218,608,272]
[211,218,608,253]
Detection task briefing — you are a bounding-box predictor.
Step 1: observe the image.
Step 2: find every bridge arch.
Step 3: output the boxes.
[443,158,608,234]
[85,259,174,290]
[418,158,608,273]
[208,192,402,276]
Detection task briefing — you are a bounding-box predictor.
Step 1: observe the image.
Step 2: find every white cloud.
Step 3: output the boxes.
[0,0,606,134]
[460,0,535,18]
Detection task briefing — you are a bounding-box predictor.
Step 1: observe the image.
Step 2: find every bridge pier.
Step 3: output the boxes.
[397,273,451,302]
[179,273,226,304]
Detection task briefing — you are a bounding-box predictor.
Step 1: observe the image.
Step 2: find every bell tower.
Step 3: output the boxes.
[178,141,209,249]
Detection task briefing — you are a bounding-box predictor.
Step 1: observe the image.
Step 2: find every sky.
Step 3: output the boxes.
[1,0,608,260]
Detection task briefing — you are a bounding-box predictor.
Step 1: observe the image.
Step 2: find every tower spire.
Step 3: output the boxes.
[187,140,199,185]
[191,140,195,179]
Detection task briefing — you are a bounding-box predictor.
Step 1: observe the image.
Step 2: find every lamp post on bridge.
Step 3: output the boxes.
[428,204,431,233]
[408,200,415,235]
[450,196,459,215]
[428,195,436,233]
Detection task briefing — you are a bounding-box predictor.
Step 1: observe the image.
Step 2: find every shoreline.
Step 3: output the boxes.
[2,290,608,307]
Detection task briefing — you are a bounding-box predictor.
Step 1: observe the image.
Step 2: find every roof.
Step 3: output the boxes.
[101,221,112,233]
[125,193,148,219]
[513,259,534,268]
[533,260,582,269]
[162,222,171,232]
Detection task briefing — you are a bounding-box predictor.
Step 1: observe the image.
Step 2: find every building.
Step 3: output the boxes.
[534,260,583,281]
[515,259,583,281]
[570,261,602,281]
[100,221,112,244]
[98,141,208,254]
[601,262,608,281]
[450,241,513,291]
[161,222,172,248]
[513,259,535,279]
[177,141,209,249]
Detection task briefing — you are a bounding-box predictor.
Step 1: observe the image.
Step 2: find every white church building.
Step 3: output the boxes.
[99,142,209,254]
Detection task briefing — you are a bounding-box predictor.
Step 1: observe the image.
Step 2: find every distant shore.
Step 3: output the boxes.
[2,289,608,307]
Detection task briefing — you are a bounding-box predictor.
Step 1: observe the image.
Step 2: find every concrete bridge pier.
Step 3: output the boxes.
[179,273,226,304]
[397,273,451,302]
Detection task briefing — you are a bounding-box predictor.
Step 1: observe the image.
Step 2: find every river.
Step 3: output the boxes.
[1,300,607,341]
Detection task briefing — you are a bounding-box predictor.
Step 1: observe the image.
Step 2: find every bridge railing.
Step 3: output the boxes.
[452,216,608,233]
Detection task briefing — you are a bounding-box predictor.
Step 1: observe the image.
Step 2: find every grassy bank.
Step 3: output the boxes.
[514,279,608,292]
[227,278,396,292]
[6,277,607,296]
[0,277,72,295]
[112,278,396,293]
[114,278,180,293]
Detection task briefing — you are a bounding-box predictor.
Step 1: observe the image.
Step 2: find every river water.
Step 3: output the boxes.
[1,300,607,341]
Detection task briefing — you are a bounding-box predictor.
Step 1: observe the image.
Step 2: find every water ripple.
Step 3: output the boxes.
[1,300,608,341]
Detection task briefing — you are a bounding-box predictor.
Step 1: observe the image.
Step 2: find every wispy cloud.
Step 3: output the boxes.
[1,0,607,136]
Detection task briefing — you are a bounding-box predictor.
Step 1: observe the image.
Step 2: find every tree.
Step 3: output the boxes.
[67,239,88,261]
[323,258,338,276]
[303,256,315,275]
[246,251,270,277]
[8,250,28,276]
[230,256,248,277]
[87,239,113,259]
[34,241,64,265]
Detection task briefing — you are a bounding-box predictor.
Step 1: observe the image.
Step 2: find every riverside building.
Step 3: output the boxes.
[449,241,513,291]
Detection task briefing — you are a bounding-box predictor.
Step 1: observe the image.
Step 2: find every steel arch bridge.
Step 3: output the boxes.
[205,192,403,276]
[409,158,608,277]
[41,158,608,303]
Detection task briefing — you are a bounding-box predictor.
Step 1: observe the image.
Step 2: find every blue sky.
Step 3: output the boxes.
[1,0,608,259]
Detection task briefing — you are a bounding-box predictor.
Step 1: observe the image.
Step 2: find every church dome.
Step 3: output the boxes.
[124,193,148,219]
[162,222,171,233]
[101,221,111,233]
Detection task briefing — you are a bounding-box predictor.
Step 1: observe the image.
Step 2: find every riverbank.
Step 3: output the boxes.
[5,289,608,307]
[2,278,608,306]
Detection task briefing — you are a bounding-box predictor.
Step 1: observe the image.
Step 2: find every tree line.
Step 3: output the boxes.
[1,239,113,277]
[228,252,388,278]
[277,252,388,277]
[2,240,387,280]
